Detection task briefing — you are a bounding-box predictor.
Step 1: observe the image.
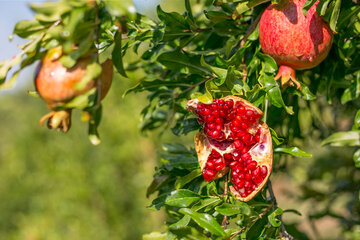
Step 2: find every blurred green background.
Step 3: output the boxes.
[0,75,166,240]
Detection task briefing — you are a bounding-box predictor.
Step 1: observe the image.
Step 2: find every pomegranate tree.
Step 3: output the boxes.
[35,46,113,132]
[187,96,272,201]
[259,0,333,89]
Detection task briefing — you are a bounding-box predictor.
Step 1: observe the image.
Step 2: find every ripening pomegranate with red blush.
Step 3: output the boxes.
[259,0,333,89]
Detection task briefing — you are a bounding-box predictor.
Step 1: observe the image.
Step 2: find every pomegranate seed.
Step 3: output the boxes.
[233,120,241,127]
[211,130,220,138]
[226,100,234,108]
[219,99,225,105]
[234,140,244,150]
[261,166,268,177]
[253,176,262,184]
[241,133,250,142]
[246,110,253,116]
[246,189,252,194]
[203,169,216,181]
[244,181,251,188]
[241,123,248,129]
[232,151,241,160]
[255,133,261,142]
[223,153,232,160]
[229,161,238,169]
[240,192,247,198]
[239,173,245,179]
[207,161,215,169]
[231,126,239,132]
[212,110,219,117]
[252,166,260,176]
[208,123,216,130]
[245,173,252,181]
[203,108,211,116]
[251,184,256,190]
[215,163,226,171]
[241,152,251,161]
[248,161,257,171]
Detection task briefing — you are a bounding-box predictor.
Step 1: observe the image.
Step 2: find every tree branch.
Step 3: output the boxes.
[267,180,294,240]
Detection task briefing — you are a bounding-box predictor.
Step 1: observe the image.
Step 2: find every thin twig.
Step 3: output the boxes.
[183,27,213,33]
[267,180,294,240]
[221,175,229,229]
[230,204,274,240]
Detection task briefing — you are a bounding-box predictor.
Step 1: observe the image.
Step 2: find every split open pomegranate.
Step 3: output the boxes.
[187,96,272,201]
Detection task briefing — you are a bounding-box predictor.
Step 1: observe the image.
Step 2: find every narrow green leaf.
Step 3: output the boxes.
[274,147,312,158]
[215,202,251,216]
[165,190,201,208]
[302,0,317,16]
[179,208,226,237]
[175,169,202,190]
[353,149,360,168]
[169,215,191,230]
[112,31,127,77]
[329,0,342,32]
[322,131,360,147]
[270,128,284,145]
[197,80,213,104]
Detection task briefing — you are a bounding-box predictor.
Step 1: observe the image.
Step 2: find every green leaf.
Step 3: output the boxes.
[354,109,360,129]
[270,128,284,145]
[329,0,342,32]
[169,215,191,230]
[13,19,46,38]
[179,208,226,237]
[165,190,201,208]
[112,31,127,77]
[234,0,270,16]
[268,208,283,227]
[75,60,102,91]
[258,53,278,74]
[175,169,202,190]
[353,149,360,168]
[200,56,227,80]
[157,6,189,30]
[204,11,230,24]
[268,88,294,115]
[87,106,102,146]
[157,51,210,75]
[215,202,251,216]
[322,131,360,147]
[316,0,331,16]
[197,80,213,104]
[274,147,312,158]
[192,197,222,212]
[302,0,317,16]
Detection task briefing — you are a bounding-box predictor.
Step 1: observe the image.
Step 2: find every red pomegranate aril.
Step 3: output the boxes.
[207,161,215,169]
[214,158,222,165]
[203,169,216,181]
[215,163,226,171]
[223,153,232,160]
[226,100,234,108]
[208,123,216,130]
[241,152,251,161]
[248,161,257,171]
[245,173,252,181]
[244,181,251,189]
[253,176,263,184]
[232,151,241,160]
[211,130,220,138]
[234,140,244,150]
[229,161,238,169]
[203,108,211,116]
[241,133,250,142]
[240,123,248,129]
[252,166,260,176]
[261,166,268,177]
[231,126,239,132]
[255,133,261,142]
[240,192,247,198]
[246,110,254,116]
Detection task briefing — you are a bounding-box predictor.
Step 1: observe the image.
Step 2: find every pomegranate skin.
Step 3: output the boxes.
[259,0,333,71]
[35,47,113,109]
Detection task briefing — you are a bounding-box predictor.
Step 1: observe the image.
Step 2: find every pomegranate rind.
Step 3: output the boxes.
[189,96,273,201]
[194,131,229,180]
[230,122,272,202]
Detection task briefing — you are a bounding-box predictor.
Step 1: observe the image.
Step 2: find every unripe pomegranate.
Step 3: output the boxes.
[35,46,113,132]
[187,96,273,202]
[259,0,333,89]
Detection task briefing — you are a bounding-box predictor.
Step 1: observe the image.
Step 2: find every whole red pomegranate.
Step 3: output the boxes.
[187,96,273,202]
[35,46,113,132]
[259,0,333,89]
